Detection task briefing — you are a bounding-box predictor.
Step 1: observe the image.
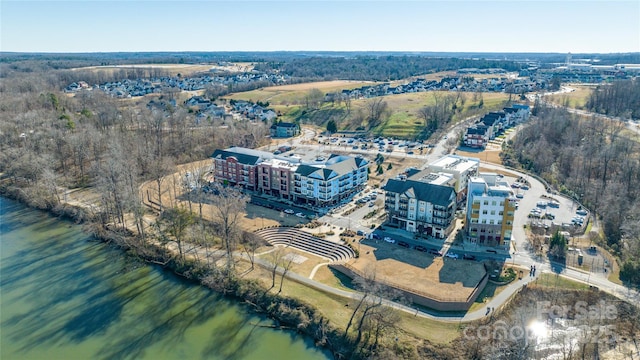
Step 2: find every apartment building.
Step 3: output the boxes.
[293,155,369,207]
[211,147,268,191]
[465,173,516,250]
[211,148,368,206]
[423,155,479,201]
[383,179,456,239]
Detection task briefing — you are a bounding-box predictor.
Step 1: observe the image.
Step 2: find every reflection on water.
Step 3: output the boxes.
[0,198,329,360]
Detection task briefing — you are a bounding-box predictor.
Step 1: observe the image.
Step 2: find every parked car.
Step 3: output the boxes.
[295,212,306,218]
[536,201,547,208]
[356,230,365,236]
[516,193,524,199]
[486,249,498,254]
[398,241,410,248]
[368,202,375,207]
[428,249,443,256]
[414,245,427,252]
[384,237,395,244]
[548,201,560,208]
[445,252,459,259]
[371,233,382,240]
[576,209,588,216]
[520,185,530,190]
[284,209,295,214]
[463,254,477,261]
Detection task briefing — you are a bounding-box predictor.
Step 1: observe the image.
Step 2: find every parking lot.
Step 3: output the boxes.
[507,175,589,233]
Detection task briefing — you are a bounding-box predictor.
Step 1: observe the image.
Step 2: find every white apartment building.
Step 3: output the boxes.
[465,173,517,250]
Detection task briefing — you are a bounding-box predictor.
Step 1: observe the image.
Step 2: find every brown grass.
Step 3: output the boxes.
[456,149,502,165]
[347,241,486,302]
[547,85,594,109]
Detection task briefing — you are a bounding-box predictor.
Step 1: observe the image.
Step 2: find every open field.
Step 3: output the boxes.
[364,91,510,138]
[547,84,594,109]
[224,80,374,104]
[348,240,486,302]
[71,63,254,77]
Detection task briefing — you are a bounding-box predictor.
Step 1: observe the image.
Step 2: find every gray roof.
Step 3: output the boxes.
[383,179,455,207]
[295,155,368,181]
[211,147,274,165]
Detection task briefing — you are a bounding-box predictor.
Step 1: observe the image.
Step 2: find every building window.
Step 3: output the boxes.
[492,201,496,206]
[490,210,495,215]
[490,220,495,225]
[499,211,504,216]
[482,210,488,215]
[483,200,489,205]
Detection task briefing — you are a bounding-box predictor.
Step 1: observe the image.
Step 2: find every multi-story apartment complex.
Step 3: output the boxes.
[383,179,457,239]
[211,147,265,191]
[211,148,368,207]
[465,173,516,250]
[422,155,479,202]
[407,155,479,205]
[293,155,368,207]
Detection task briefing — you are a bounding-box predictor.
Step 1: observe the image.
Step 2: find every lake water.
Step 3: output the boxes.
[0,197,330,360]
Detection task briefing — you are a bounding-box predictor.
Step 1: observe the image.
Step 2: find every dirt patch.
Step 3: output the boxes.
[456,149,502,165]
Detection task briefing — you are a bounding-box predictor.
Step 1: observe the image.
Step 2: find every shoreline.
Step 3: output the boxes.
[0,186,353,359]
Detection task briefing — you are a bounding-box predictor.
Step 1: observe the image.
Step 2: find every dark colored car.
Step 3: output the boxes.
[371,233,382,240]
[414,245,428,252]
[486,249,498,254]
[463,254,477,261]
[428,249,443,256]
[398,241,410,248]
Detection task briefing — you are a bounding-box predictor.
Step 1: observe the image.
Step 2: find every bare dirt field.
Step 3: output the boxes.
[456,149,502,165]
[348,240,486,302]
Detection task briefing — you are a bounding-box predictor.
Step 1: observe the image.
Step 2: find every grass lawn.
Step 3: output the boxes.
[532,273,590,291]
[547,85,594,109]
[224,80,374,105]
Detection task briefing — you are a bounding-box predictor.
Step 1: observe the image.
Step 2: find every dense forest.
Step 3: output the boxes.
[501,106,640,285]
[587,79,640,119]
[255,56,521,81]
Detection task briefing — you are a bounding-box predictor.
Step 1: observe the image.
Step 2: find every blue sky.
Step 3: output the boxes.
[1,1,638,53]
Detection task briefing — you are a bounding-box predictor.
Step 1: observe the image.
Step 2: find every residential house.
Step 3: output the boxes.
[383,179,457,239]
[270,122,300,138]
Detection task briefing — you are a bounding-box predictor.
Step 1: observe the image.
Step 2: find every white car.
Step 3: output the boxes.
[284,209,295,214]
[445,253,459,259]
[295,212,305,218]
[383,237,395,244]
